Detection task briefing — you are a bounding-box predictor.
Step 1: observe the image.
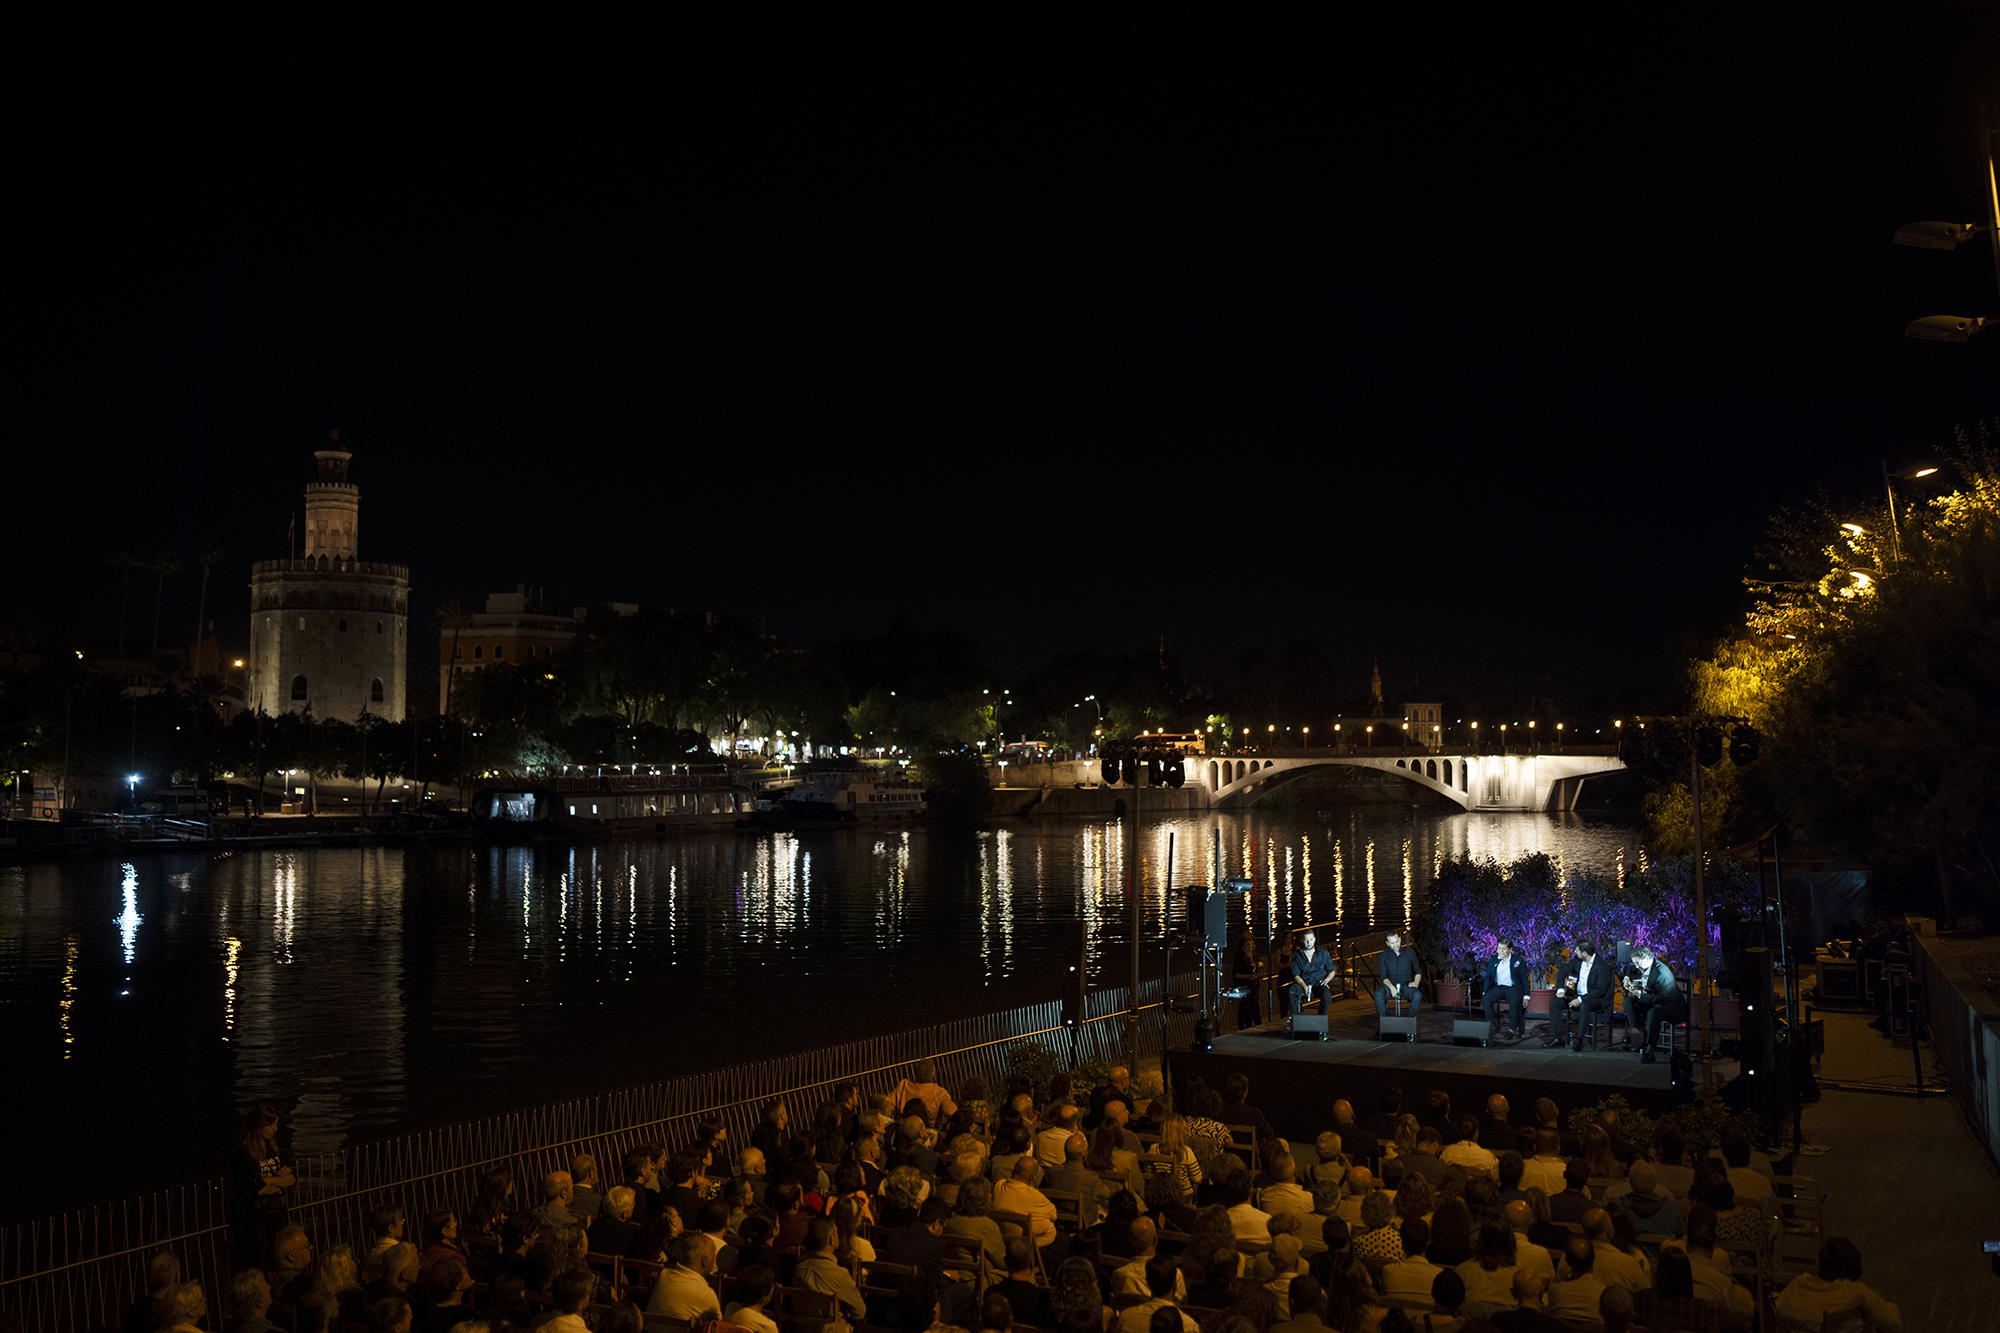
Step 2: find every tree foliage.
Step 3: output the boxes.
[1654,426,2000,917]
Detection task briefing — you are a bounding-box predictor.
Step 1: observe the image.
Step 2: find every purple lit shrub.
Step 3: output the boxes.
[1416,853,1754,981]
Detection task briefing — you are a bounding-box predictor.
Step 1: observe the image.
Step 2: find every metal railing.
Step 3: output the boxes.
[1,972,1205,1332]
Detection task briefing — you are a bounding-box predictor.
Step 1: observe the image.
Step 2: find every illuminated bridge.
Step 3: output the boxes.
[1202,746,1626,812]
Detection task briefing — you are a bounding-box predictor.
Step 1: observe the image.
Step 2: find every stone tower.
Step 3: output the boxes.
[246,432,410,722]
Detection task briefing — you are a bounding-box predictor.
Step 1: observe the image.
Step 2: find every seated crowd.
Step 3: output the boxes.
[115,1063,1897,1333]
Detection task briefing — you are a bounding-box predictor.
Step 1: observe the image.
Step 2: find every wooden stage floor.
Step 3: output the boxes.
[1167,995,1740,1128]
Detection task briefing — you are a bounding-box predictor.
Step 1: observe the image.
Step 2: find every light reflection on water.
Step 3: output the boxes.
[0,808,1634,1223]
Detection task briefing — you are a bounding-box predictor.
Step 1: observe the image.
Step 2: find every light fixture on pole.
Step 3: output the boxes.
[1893,106,1999,341]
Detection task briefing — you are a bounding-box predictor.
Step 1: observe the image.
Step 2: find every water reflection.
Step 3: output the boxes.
[0,808,1636,1222]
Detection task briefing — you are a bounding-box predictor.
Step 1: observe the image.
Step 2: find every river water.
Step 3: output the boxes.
[0,808,1639,1224]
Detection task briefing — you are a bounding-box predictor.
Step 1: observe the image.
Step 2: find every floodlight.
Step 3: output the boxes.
[1892,220,1984,250]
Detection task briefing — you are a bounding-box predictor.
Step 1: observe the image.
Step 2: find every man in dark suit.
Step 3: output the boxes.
[1477,1096,1516,1152]
[1330,1100,1380,1164]
[1544,940,1614,1049]
[1625,945,1688,1064]
[1482,939,1529,1040]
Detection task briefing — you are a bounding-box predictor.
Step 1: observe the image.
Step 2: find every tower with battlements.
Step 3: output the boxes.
[245,432,410,721]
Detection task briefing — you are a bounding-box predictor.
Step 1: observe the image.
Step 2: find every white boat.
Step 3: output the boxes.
[780,767,927,822]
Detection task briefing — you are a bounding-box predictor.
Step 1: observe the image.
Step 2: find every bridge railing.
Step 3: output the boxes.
[1216,744,1619,760]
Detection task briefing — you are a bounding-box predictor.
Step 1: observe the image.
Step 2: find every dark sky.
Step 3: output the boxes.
[12,13,1998,709]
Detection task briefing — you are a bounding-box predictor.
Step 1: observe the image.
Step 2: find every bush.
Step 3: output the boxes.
[1003,1040,1115,1106]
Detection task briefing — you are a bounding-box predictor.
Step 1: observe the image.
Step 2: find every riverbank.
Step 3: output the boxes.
[0,815,475,861]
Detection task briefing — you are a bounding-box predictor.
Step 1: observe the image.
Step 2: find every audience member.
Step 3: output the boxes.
[1269,1275,1326,1333]
[269,1227,315,1303]
[157,1282,209,1333]
[1495,1152,1526,1204]
[1518,1132,1566,1199]
[1220,1163,1273,1242]
[1047,1132,1109,1227]
[1773,1236,1901,1332]
[1440,1119,1497,1177]
[1117,1254,1200,1333]
[991,1239,1044,1325]
[1400,1128,1447,1187]
[1546,1236,1605,1325]
[1379,1219,1443,1306]
[1650,1127,1695,1199]
[1547,1161,1594,1225]
[993,1155,1059,1250]
[1501,1202,1555,1284]
[569,1155,603,1222]
[1599,1282,1636,1333]
[1037,1103,1082,1167]
[1218,1073,1276,1142]
[1532,1100,1579,1157]
[1454,1220,1519,1313]
[542,1270,593,1333]
[945,1175,1007,1267]
[1489,1269,1566,1333]
[1262,1151,1314,1220]
[1363,1087,1405,1141]
[1331,1167,1372,1228]
[1328,1101,1380,1163]
[1352,1192,1402,1261]
[1581,1208,1651,1292]
[1476,1096,1515,1152]
[646,1232,721,1321]
[1582,1127,1626,1183]
[222,1268,276,1333]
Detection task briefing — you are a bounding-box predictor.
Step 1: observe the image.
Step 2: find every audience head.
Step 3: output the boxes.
[1145,1252,1179,1298]
[1429,1268,1465,1314]
[803,1216,836,1255]
[1534,1128,1559,1157]
[894,1273,941,1333]
[1463,1175,1500,1220]
[956,1175,994,1215]
[1534,1097,1559,1126]
[1512,1268,1546,1306]
[1288,1274,1324,1319]
[229,1269,271,1319]
[1129,1216,1159,1255]
[1457,1115,1482,1144]
[1473,1220,1516,1271]
[1343,1165,1372,1196]
[1427,1199,1473,1267]
[1817,1236,1864,1283]
[1564,1158,1591,1191]
[371,1201,407,1240]
[1564,1234,1594,1274]
[1360,1192,1393,1231]
[272,1225,310,1271]
[1685,1204,1718,1252]
[1504,1200,1531,1232]
[1315,1131,1343,1162]
[543,1169,573,1204]
[980,1291,1014,1332]
[1399,1217,1429,1257]
[294,1290,338,1333]
[1700,1175,1736,1211]
[1486,1095,1508,1121]
[1599,1283,1635,1333]
[1496,1151,1523,1189]
[364,1294,410,1333]
[1332,1099,1356,1126]
[146,1250,182,1294]
[1416,1127,1442,1153]
[1394,1174,1433,1221]
[1004,1238,1034,1278]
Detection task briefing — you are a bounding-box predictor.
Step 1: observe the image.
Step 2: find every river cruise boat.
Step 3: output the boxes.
[474,772,754,837]
[780,766,928,824]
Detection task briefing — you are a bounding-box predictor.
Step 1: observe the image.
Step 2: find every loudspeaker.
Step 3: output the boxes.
[1378,1017,1417,1042]
[1189,880,1248,943]
[1062,919,1086,1027]
[1289,1015,1329,1039]
[1452,1019,1492,1047]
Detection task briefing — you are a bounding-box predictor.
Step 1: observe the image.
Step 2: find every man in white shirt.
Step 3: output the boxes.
[1224,1168,1274,1242]
[722,1265,782,1333]
[1482,939,1528,1038]
[1117,1256,1200,1333]
[646,1232,722,1320]
[1378,1219,1444,1306]
[1662,1208,1757,1328]
[1503,1201,1556,1283]
[992,1156,1059,1250]
[1440,1117,1498,1177]
[1331,1167,1373,1228]
[1260,1152,1315,1221]
[1035,1103,1081,1168]
[1546,1237,1608,1326]
[1518,1130,1568,1196]
[1113,1219,1187,1300]
[1583,1209,1652,1292]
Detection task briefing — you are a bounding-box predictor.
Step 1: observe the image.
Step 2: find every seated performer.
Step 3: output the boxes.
[1290,930,1338,1035]
[1374,931,1422,1027]
[1624,945,1687,1064]
[1544,940,1612,1049]
[1481,939,1527,1040]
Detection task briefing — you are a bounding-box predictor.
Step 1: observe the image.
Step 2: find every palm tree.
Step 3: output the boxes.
[189,543,226,658]
[107,550,144,662]
[147,550,182,660]
[433,600,475,716]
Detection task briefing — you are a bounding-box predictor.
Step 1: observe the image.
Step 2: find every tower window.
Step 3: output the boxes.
[474,645,484,659]
[376,620,384,634]
[371,678,384,703]
[338,618,348,632]
[298,617,306,630]
[493,644,504,660]
[291,675,308,701]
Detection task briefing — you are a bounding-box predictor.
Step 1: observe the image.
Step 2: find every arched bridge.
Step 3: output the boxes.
[1203,747,1626,812]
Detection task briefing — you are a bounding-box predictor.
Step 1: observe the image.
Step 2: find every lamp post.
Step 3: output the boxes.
[1470,720,1478,755]
[1891,105,2000,341]
[1302,726,1309,752]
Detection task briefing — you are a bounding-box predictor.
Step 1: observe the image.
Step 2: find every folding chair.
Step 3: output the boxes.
[990,1209,1049,1283]
[1771,1174,1828,1275]
[1043,1188,1086,1232]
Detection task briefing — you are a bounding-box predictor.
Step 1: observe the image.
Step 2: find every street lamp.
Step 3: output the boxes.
[1892,106,1999,341]
[1302,726,1309,751]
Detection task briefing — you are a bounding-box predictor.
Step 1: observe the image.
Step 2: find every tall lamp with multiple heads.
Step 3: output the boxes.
[1893,105,1999,342]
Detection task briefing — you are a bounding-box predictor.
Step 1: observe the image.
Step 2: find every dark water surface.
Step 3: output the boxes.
[0,808,1640,1223]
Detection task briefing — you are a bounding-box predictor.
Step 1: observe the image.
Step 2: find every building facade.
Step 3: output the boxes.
[438,587,591,712]
[1403,701,1443,749]
[246,433,410,722]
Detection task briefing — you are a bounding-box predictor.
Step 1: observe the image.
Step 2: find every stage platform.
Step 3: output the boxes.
[1164,995,1738,1142]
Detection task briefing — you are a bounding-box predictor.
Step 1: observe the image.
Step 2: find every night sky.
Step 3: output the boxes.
[13,15,1998,708]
